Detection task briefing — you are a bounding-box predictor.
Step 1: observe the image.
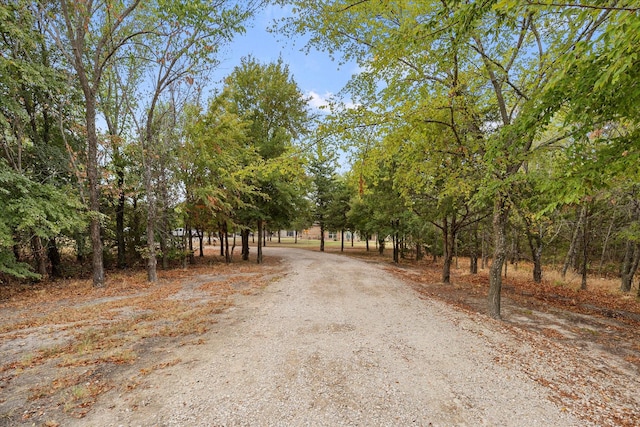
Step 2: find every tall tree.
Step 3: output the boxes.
[0,1,85,279]
[221,56,310,263]
[308,149,337,252]
[37,0,147,287]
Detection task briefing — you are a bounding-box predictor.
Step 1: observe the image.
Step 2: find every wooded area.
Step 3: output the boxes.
[1,1,639,319]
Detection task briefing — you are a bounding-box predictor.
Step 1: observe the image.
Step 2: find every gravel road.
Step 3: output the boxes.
[74,247,585,426]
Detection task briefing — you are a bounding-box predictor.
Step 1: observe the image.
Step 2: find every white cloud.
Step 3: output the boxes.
[306,90,359,112]
[307,90,333,110]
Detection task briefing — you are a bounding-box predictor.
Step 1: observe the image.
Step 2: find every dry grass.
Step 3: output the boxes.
[0,251,285,425]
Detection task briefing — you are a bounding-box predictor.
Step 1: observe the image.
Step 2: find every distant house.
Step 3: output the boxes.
[296,224,359,241]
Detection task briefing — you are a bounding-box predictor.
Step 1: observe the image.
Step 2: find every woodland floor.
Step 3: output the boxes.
[0,243,639,426]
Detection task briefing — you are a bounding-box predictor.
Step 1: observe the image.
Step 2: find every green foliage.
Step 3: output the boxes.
[0,160,86,279]
[219,56,311,230]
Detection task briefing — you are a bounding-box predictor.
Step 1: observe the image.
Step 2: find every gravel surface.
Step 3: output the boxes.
[73,247,586,426]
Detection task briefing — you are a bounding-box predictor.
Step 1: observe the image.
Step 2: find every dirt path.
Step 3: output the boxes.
[73,247,588,426]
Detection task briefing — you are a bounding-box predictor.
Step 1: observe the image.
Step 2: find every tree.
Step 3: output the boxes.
[308,149,337,252]
[220,56,310,263]
[36,0,149,287]
[279,0,622,319]
[325,176,351,252]
[180,99,254,264]
[0,1,85,279]
[0,160,85,279]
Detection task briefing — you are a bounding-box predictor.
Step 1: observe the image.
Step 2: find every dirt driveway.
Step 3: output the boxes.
[63,246,621,427]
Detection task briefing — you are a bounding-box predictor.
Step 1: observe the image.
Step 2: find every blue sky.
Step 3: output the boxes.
[210,5,358,112]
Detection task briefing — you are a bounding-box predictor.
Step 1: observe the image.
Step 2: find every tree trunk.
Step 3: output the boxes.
[198,229,204,257]
[85,100,105,287]
[341,229,344,252]
[365,234,369,252]
[481,229,489,269]
[131,197,141,261]
[115,159,126,269]
[598,217,615,275]
[320,223,325,252]
[219,230,224,256]
[393,220,400,263]
[224,224,230,264]
[31,235,47,279]
[378,234,385,254]
[441,217,455,284]
[562,204,587,279]
[294,230,298,244]
[580,211,589,290]
[143,130,158,282]
[257,219,263,264]
[181,226,188,269]
[278,230,281,243]
[241,229,250,261]
[232,231,236,257]
[351,232,354,247]
[47,238,62,278]
[470,226,478,274]
[526,226,544,283]
[621,242,640,292]
[488,195,510,319]
[160,231,169,270]
[159,172,169,270]
[416,242,423,261]
[188,227,195,264]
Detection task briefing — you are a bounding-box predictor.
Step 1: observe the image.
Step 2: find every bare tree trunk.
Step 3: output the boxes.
[115,162,126,269]
[295,230,298,244]
[488,195,510,319]
[198,229,204,257]
[48,238,62,278]
[526,225,544,283]
[621,242,640,292]
[257,220,263,264]
[341,229,344,252]
[470,226,478,274]
[481,229,489,270]
[159,166,169,270]
[86,101,105,287]
[188,227,195,264]
[393,220,400,264]
[31,235,47,278]
[241,229,250,261]
[598,217,615,275]
[580,211,589,290]
[144,156,157,282]
[224,223,230,264]
[320,223,325,252]
[232,231,236,260]
[131,197,141,261]
[181,227,188,269]
[562,205,587,279]
[441,220,453,283]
